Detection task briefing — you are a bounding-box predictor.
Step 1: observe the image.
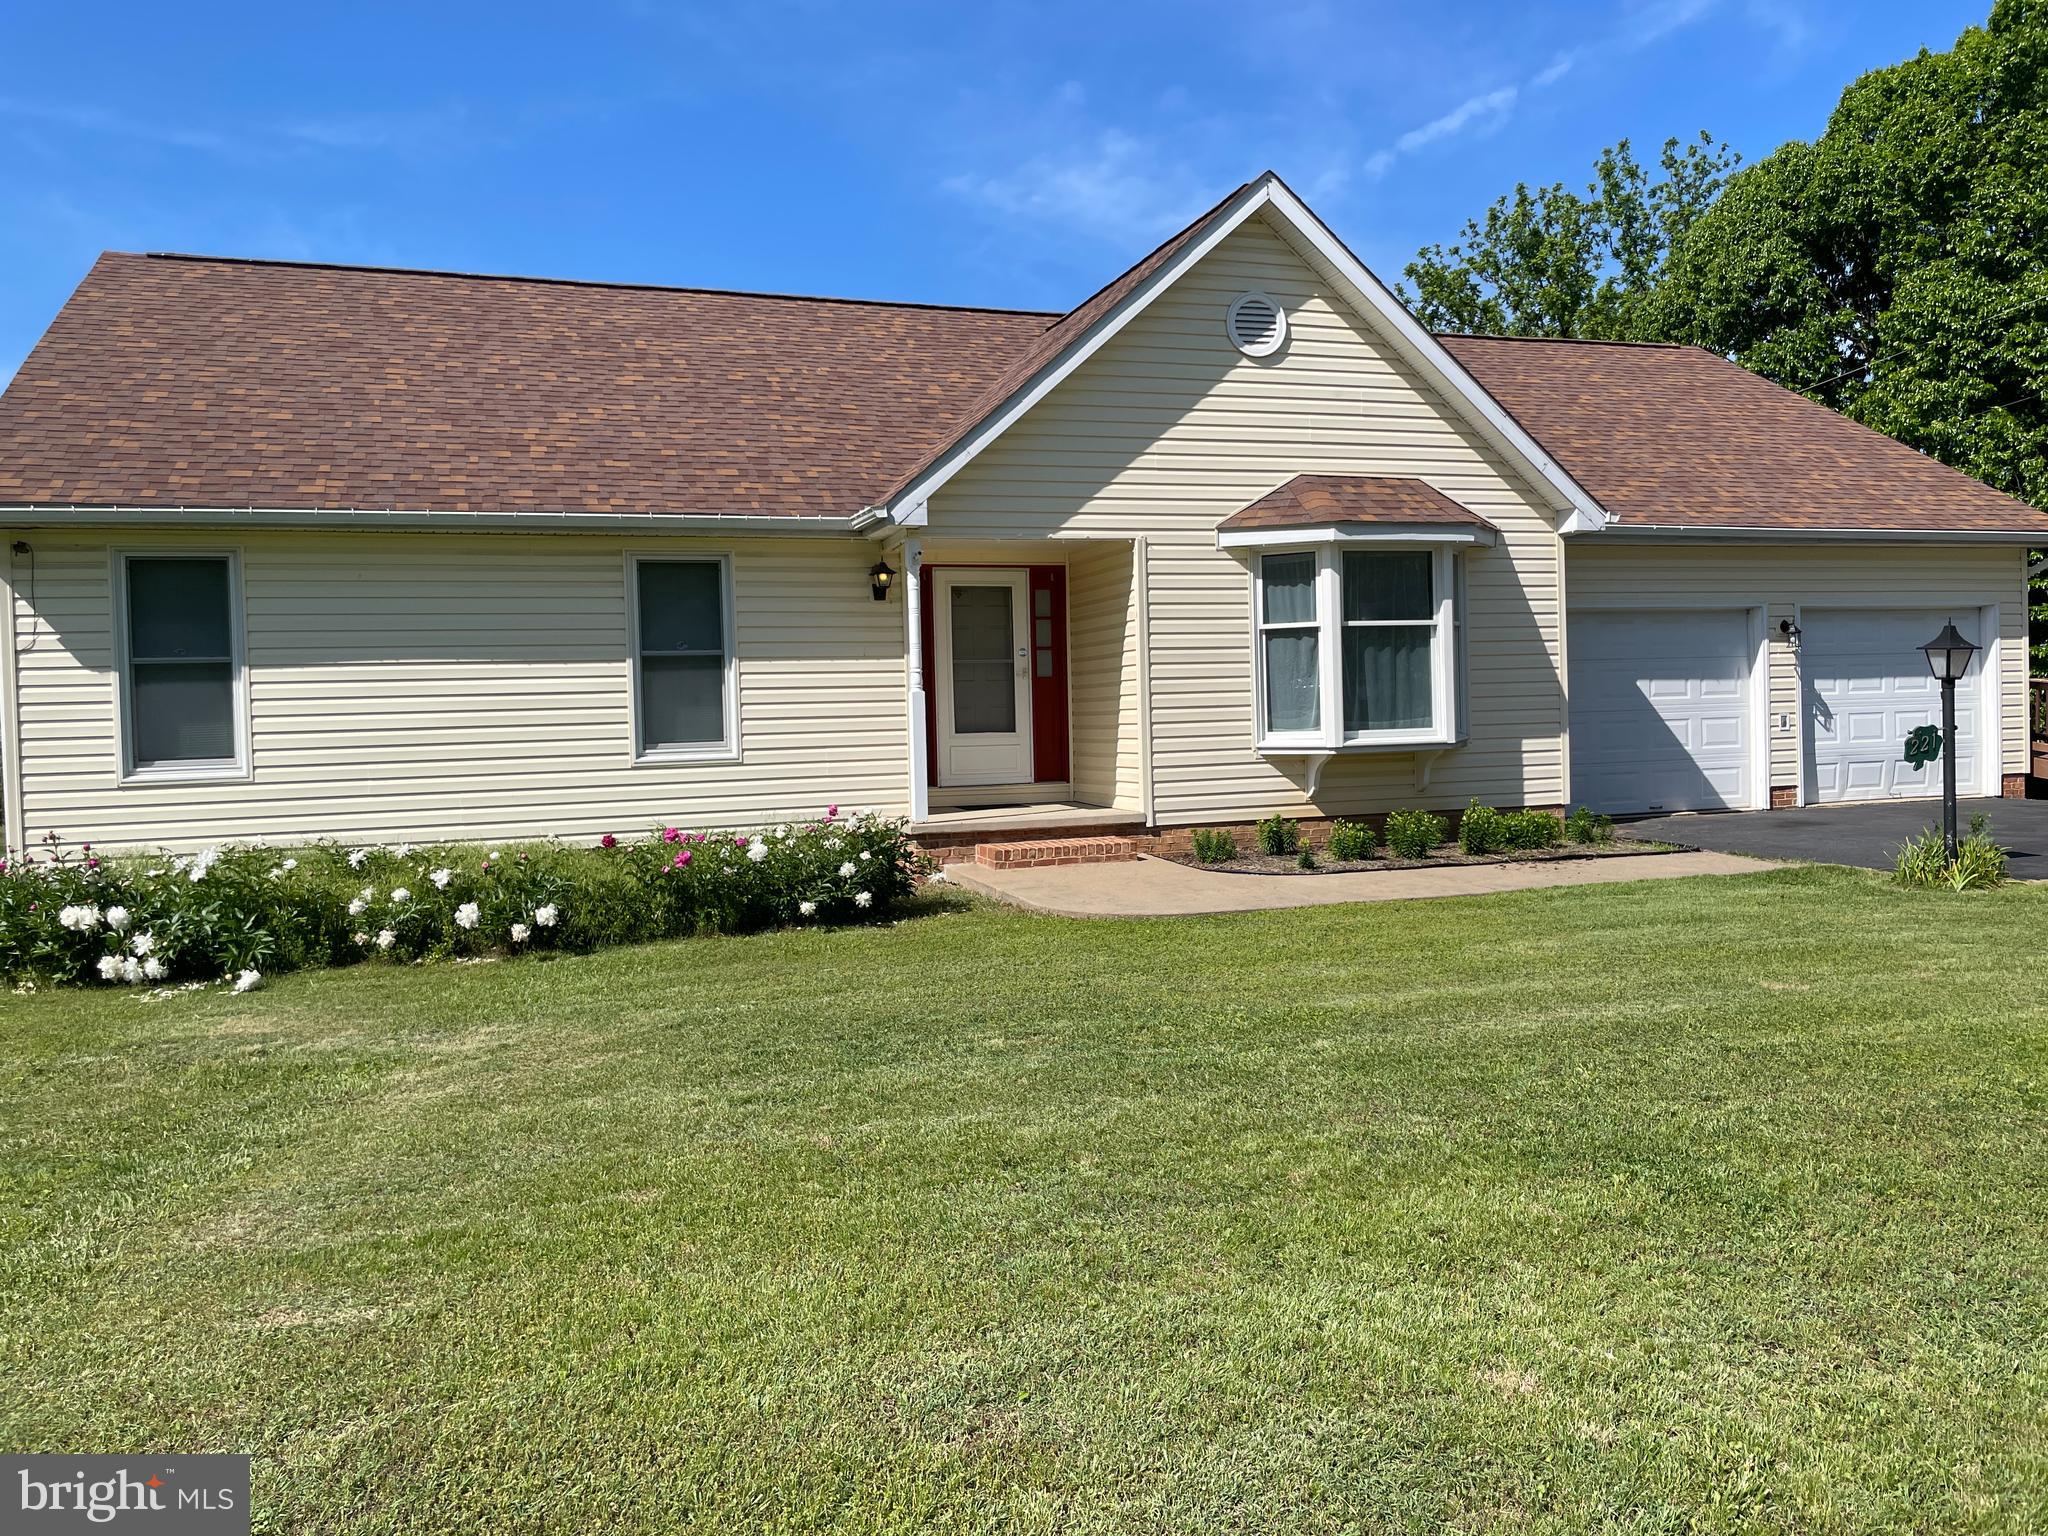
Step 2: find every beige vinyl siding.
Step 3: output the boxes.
[1566,541,2029,789]
[927,212,1569,823]
[1064,541,1142,810]
[6,529,905,851]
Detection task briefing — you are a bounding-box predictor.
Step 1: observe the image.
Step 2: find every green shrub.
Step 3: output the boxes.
[1564,805,1614,845]
[1295,845,1317,870]
[1894,823,2009,891]
[0,810,921,989]
[1458,800,1506,856]
[1326,819,1375,861]
[1384,809,1447,859]
[1255,815,1300,856]
[1500,810,1565,851]
[1190,828,1238,864]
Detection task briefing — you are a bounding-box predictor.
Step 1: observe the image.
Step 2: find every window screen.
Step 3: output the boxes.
[636,561,729,752]
[125,557,236,769]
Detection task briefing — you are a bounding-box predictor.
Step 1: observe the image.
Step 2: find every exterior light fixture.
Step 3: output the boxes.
[1777,618,1802,649]
[1919,618,1979,858]
[869,559,897,602]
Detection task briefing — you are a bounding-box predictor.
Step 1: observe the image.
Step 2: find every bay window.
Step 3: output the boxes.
[1252,542,1461,750]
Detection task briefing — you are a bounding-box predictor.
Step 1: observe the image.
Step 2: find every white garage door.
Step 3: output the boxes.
[1803,609,1982,803]
[1569,609,1756,813]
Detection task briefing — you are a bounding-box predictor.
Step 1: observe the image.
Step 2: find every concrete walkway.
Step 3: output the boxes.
[946,849,1780,918]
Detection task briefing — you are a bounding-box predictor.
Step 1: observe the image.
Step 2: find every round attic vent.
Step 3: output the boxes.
[1226,291,1286,357]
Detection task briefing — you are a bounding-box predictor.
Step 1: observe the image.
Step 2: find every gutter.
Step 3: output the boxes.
[0,505,864,536]
[1577,521,2048,545]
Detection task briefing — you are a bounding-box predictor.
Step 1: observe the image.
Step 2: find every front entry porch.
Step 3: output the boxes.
[893,534,1149,840]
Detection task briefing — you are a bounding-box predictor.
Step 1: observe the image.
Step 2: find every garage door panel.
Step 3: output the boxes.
[1803,609,1982,804]
[1569,609,1755,814]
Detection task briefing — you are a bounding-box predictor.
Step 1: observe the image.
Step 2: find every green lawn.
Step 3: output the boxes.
[3,866,2044,1533]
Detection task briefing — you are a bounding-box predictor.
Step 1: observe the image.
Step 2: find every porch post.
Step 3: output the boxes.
[902,535,929,824]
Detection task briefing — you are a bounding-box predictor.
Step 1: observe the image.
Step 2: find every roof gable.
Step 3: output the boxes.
[871,171,1609,533]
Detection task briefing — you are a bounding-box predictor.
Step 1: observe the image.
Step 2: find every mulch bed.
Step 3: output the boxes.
[1162,837,1672,876]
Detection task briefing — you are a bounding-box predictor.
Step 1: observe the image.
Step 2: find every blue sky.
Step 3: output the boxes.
[0,1,1992,385]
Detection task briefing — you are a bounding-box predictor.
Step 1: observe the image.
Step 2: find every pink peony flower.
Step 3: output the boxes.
[662,827,681,844]
[735,836,748,848]
[673,850,692,868]
[826,804,839,820]
[600,833,618,850]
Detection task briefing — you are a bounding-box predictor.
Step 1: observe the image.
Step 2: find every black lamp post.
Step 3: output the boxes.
[1919,619,1979,859]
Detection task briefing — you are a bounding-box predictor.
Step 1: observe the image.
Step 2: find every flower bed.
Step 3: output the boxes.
[0,810,919,990]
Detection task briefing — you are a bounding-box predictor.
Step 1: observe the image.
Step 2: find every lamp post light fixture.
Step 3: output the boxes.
[1919,619,1979,859]
[868,558,897,602]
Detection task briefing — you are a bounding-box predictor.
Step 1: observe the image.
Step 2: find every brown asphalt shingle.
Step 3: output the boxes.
[1436,334,2048,534]
[1219,474,1497,532]
[2,238,2043,538]
[0,254,1055,517]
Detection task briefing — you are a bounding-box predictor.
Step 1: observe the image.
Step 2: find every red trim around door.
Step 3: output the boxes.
[920,563,1070,788]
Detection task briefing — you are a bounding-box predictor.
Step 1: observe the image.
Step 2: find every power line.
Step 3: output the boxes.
[1790,285,2048,398]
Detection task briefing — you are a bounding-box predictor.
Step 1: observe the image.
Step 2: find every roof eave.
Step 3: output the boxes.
[1580,520,2048,544]
[0,505,864,535]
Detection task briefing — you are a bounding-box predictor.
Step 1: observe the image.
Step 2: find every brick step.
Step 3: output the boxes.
[974,836,1136,869]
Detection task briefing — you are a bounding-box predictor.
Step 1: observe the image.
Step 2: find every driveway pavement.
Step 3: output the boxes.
[1625,796,2048,876]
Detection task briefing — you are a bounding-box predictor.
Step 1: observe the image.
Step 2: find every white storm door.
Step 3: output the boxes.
[935,570,1033,786]
[1568,608,1756,813]
[1804,608,1983,803]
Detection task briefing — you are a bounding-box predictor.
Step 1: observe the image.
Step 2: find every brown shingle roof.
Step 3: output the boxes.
[1437,334,2048,534]
[1219,474,1497,532]
[0,253,1055,517]
[3,238,2043,539]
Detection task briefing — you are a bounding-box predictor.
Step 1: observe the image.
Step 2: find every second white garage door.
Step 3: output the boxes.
[1569,609,1758,814]
[1802,608,1983,803]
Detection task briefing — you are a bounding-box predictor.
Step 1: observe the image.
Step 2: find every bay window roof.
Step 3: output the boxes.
[1217,475,1498,548]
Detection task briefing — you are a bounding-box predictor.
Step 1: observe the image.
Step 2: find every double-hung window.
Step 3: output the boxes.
[118,553,245,778]
[631,556,737,760]
[1252,543,1460,750]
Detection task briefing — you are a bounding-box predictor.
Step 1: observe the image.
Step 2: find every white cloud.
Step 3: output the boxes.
[1394,86,1519,155]
[1530,52,1578,89]
[943,127,1213,250]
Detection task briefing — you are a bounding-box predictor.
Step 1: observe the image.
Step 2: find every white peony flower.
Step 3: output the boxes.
[454,902,480,930]
[533,904,559,928]
[390,888,410,904]
[429,867,453,889]
[798,900,816,918]
[119,956,142,984]
[105,906,130,932]
[129,931,154,956]
[860,850,872,862]
[375,929,396,951]
[347,897,368,917]
[838,862,856,878]
[854,891,872,909]
[390,844,414,859]
[231,969,263,994]
[774,824,790,839]
[187,846,220,882]
[96,954,123,982]
[352,931,370,946]
[347,848,369,869]
[509,922,531,944]
[746,839,768,863]
[281,857,298,872]
[358,885,375,903]
[141,956,166,981]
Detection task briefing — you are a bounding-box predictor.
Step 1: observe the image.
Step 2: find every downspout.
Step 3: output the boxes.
[0,537,26,855]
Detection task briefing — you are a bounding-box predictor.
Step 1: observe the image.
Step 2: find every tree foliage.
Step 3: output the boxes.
[1397,134,1738,339]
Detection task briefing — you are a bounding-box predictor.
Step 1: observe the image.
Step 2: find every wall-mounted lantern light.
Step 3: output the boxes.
[1777,618,1802,650]
[869,558,897,602]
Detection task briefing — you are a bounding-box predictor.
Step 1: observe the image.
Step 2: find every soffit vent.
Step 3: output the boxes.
[1226,291,1286,357]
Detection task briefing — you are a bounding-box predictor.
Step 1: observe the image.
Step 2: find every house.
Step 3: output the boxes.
[0,172,2042,859]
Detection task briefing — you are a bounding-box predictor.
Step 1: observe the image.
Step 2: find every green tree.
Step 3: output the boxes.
[1397,134,1739,339]
[1652,0,2048,662]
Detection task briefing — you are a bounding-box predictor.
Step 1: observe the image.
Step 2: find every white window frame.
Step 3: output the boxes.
[625,552,741,764]
[111,548,251,785]
[1249,541,1460,753]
